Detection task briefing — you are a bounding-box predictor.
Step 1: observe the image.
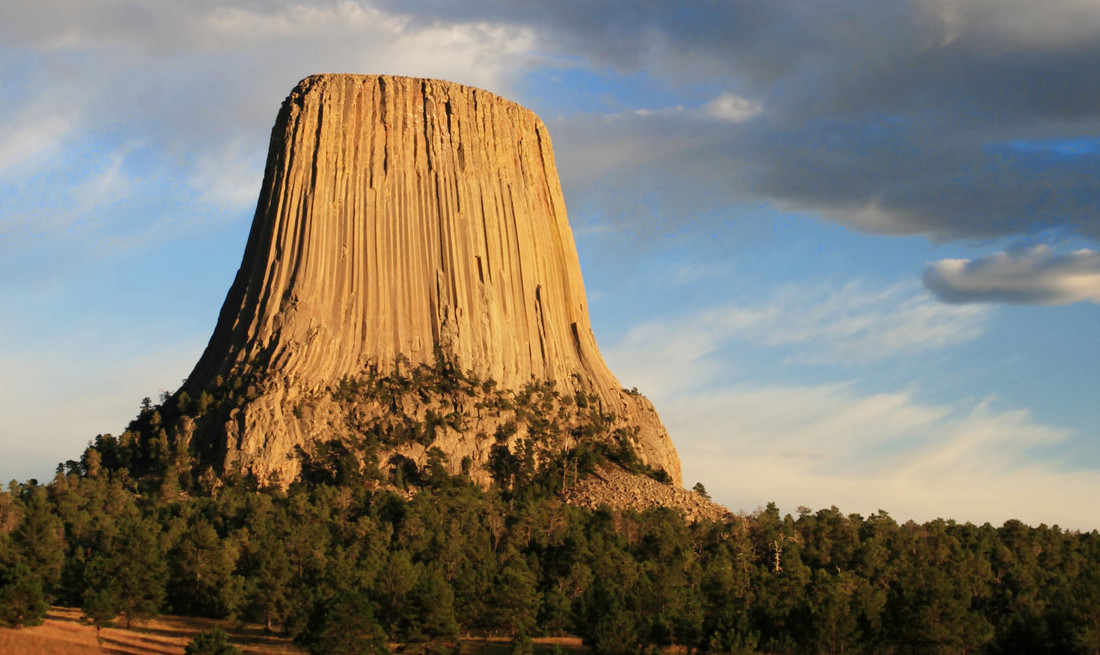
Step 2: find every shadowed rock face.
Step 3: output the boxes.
[183,74,681,486]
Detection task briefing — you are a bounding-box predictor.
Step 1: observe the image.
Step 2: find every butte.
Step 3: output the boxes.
[175,74,682,489]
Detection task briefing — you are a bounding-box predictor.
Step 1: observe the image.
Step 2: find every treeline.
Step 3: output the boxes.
[2,457,1099,655]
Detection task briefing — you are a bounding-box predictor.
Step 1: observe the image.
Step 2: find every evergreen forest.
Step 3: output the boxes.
[1,366,1099,655]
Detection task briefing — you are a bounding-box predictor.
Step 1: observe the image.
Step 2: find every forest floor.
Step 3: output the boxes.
[0,608,591,655]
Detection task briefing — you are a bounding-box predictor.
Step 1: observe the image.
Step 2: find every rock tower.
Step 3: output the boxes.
[181,74,681,487]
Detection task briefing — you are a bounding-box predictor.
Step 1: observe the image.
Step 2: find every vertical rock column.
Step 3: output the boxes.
[184,74,681,485]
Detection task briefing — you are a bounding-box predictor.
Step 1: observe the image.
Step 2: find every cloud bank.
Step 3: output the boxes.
[5,0,1098,248]
[925,246,1100,305]
[388,0,1100,243]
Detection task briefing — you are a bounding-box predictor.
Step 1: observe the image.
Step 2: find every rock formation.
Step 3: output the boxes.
[180,74,681,487]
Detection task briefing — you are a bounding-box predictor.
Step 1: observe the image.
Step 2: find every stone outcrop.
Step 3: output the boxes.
[181,74,681,487]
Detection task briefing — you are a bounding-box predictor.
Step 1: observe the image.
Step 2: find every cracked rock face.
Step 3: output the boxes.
[183,74,682,486]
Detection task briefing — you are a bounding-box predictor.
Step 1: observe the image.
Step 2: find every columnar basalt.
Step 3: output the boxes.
[182,74,681,486]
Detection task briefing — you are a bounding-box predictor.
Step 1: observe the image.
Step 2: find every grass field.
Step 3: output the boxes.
[0,608,590,655]
[0,607,303,654]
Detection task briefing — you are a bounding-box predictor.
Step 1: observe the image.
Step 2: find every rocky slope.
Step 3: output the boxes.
[178,74,681,487]
[563,465,737,524]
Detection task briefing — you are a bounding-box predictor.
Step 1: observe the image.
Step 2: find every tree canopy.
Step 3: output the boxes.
[2,369,1099,654]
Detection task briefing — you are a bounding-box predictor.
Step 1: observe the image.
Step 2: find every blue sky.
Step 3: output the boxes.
[2,0,1098,529]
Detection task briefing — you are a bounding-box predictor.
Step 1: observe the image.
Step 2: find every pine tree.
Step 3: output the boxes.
[168,519,242,618]
[82,512,167,627]
[185,626,243,655]
[493,549,541,640]
[0,560,48,627]
[11,486,65,596]
[303,590,389,655]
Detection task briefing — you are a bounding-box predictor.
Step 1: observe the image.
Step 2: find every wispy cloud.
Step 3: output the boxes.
[670,262,733,284]
[188,138,265,210]
[606,280,990,396]
[925,245,1100,305]
[602,277,1098,526]
[603,272,1095,527]
[766,282,991,363]
[73,148,133,210]
[0,107,76,176]
[671,382,1095,529]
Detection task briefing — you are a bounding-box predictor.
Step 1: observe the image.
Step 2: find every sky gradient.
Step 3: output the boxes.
[2,0,1098,529]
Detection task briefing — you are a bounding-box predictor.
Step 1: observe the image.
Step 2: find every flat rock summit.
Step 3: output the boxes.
[180,74,681,487]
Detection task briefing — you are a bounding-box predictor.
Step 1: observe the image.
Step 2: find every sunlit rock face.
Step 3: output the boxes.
[183,74,681,486]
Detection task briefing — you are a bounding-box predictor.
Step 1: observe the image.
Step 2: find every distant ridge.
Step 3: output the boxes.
[179,74,681,487]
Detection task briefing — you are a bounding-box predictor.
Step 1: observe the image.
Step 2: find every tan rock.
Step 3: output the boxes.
[182,74,681,486]
[563,465,737,524]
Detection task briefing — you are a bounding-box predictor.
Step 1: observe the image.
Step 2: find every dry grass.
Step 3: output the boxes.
[0,607,303,655]
[458,635,588,655]
[0,608,595,655]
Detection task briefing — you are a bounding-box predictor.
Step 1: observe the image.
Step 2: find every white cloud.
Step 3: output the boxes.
[670,262,733,284]
[668,384,948,462]
[74,149,133,210]
[605,92,762,124]
[702,92,762,123]
[671,382,1097,529]
[553,109,708,184]
[604,275,1095,528]
[766,282,990,363]
[188,138,265,210]
[606,280,990,396]
[0,0,538,254]
[553,91,761,192]
[924,245,1100,305]
[0,109,76,176]
[199,2,535,91]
